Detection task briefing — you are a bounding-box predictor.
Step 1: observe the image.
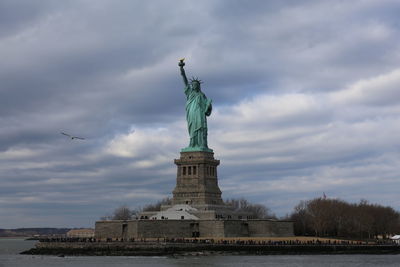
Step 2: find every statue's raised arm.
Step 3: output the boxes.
[178,58,188,87]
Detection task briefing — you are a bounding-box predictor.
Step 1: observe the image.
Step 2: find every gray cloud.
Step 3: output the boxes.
[1,0,400,228]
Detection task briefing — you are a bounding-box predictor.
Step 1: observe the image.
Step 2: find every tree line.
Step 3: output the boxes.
[101,196,400,239]
[290,197,400,239]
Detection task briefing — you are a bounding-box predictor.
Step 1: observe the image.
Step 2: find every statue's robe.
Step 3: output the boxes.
[184,84,212,149]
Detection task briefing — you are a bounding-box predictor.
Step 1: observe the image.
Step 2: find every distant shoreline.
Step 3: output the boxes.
[0,236,31,239]
[21,241,400,256]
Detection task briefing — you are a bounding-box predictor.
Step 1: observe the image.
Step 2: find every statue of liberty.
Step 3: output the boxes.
[179,59,213,152]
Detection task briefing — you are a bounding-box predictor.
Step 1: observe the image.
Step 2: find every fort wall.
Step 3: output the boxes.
[95,219,293,239]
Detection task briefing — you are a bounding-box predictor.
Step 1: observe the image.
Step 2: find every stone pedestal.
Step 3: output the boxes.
[172,151,223,206]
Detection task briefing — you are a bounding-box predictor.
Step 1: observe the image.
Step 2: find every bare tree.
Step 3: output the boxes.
[100,205,139,220]
[225,198,275,219]
[291,200,311,235]
[112,205,133,220]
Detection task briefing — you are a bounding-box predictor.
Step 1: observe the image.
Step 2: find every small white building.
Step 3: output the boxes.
[150,204,199,220]
[389,235,400,244]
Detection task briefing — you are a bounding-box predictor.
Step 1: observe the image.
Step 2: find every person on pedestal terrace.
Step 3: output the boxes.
[179,59,213,152]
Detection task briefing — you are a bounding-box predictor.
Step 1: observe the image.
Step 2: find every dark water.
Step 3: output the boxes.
[1,238,399,267]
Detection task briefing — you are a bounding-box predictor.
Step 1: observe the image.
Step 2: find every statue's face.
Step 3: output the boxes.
[192,81,200,91]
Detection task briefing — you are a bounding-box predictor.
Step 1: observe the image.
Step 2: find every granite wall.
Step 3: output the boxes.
[95,219,294,239]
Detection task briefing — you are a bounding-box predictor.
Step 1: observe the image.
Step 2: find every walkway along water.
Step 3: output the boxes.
[21,237,400,256]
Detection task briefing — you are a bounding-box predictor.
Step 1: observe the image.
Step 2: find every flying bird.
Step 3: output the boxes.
[61,132,85,140]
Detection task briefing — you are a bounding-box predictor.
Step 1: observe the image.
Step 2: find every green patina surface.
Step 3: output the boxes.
[179,59,213,152]
[181,146,213,152]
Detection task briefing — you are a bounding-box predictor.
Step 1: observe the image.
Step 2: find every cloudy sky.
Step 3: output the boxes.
[1,0,400,228]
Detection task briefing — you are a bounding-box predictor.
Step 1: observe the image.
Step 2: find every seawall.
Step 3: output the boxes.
[22,241,400,256]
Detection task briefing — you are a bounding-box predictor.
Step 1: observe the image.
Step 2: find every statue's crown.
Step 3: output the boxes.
[190,77,203,84]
